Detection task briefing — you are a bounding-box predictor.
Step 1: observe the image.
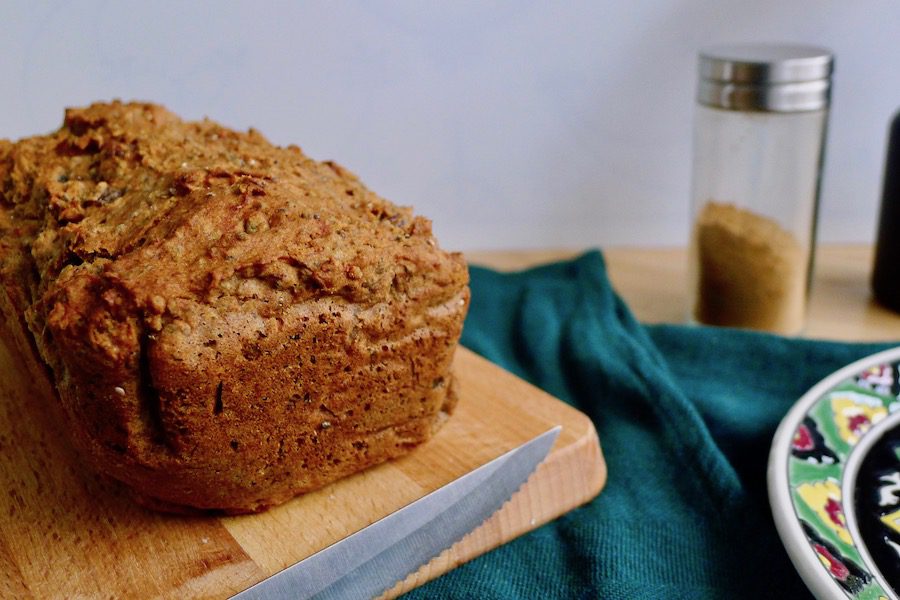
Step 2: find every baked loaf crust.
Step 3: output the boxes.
[0,101,469,513]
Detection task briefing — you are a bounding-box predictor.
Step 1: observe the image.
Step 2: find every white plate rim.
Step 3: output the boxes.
[768,345,900,600]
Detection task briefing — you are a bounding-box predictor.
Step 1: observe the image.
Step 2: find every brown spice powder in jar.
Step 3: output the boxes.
[692,201,807,334]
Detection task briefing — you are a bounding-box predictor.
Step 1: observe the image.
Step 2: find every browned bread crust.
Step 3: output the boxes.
[0,101,469,513]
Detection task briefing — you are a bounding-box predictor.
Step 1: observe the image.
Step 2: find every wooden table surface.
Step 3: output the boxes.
[466,245,900,343]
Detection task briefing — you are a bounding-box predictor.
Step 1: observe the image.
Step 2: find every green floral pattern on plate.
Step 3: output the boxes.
[787,361,899,600]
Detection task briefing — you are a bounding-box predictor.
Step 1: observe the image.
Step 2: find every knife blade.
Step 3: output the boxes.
[231,425,561,600]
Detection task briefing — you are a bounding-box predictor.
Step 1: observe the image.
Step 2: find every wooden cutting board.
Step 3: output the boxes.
[0,335,606,599]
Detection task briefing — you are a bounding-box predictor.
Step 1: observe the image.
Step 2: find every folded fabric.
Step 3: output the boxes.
[405,250,895,600]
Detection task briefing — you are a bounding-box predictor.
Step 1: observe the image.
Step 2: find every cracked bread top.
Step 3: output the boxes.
[0,102,469,512]
[0,101,467,370]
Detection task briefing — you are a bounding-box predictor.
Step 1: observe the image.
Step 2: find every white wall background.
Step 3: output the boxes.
[0,1,898,251]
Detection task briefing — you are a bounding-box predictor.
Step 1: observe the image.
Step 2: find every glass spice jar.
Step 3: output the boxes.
[687,44,833,335]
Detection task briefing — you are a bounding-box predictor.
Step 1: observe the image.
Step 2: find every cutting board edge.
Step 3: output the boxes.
[0,332,607,599]
[384,404,605,598]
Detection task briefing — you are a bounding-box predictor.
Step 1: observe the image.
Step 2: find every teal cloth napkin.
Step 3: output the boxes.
[405,250,895,600]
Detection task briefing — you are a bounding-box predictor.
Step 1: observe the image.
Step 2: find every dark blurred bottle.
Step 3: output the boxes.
[873,110,900,312]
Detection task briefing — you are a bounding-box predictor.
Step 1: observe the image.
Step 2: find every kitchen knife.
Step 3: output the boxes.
[231,425,561,600]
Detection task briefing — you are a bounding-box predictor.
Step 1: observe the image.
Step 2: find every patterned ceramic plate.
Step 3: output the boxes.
[769,347,900,600]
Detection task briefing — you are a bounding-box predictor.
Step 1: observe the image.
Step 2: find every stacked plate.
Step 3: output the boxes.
[769,347,900,599]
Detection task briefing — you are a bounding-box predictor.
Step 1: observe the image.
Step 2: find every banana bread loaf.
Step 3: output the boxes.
[0,101,469,513]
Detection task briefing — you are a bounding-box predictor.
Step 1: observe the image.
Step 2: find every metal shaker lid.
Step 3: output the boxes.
[697,44,833,112]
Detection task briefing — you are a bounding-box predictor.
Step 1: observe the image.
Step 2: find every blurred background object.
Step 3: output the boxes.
[872,110,900,312]
[0,0,897,251]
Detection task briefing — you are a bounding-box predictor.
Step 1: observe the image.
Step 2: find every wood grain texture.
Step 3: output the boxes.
[0,333,264,599]
[0,334,605,598]
[467,244,900,342]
